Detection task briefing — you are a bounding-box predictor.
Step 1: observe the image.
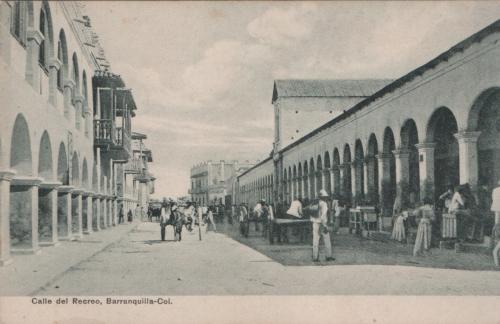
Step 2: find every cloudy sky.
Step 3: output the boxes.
[84,1,500,198]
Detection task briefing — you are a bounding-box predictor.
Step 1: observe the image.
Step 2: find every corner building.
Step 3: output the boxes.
[0,1,154,266]
[236,20,500,237]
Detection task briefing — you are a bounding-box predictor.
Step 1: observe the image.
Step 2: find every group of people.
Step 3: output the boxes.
[237,189,338,262]
[157,200,217,242]
[118,203,143,224]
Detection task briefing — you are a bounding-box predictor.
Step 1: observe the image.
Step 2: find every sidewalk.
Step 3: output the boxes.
[0,223,138,296]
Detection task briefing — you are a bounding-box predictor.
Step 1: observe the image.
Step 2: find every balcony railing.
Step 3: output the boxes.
[94,119,114,145]
[124,157,142,174]
[94,119,132,160]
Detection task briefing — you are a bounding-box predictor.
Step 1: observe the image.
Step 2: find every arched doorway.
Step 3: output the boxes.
[381,127,396,216]
[324,152,331,195]
[354,140,365,205]
[343,144,352,205]
[333,148,341,197]
[303,161,309,201]
[309,158,315,199]
[10,114,34,250]
[400,119,420,205]
[56,142,70,239]
[367,134,379,204]
[427,107,459,200]
[316,155,323,194]
[38,131,55,244]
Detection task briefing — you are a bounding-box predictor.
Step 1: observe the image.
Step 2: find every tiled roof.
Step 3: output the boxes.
[272,79,393,103]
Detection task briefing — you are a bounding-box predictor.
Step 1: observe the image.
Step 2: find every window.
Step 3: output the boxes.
[38,8,46,68]
[10,1,27,45]
[72,53,79,92]
[57,29,68,92]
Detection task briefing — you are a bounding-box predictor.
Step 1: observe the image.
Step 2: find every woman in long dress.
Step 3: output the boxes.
[413,198,435,256]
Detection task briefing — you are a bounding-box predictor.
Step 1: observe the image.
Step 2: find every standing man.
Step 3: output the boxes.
[160,203,171,241]
[118,204,124,224]
[239,203,249,237]
[311,189,334,262]
[134,204,142,222]
[491,180,500,225]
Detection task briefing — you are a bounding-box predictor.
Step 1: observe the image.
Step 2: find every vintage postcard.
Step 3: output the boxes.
[1,1,500,323]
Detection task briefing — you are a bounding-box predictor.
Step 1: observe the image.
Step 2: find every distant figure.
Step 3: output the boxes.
[253,201,263,231]
[134,204,141,221]
[439,185,454,213]
[286,197,303,219]
[160,204,171,241]
[206,206,217,233]
[491,180,500,225]
[239,204,249,237]
[311,189,334,262]
[492,224,500,267]
[118,205,124,224]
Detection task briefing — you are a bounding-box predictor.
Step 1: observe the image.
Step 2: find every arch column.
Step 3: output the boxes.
[329,167,336,196]
[393,148,411,207]
[324,169,331,194]
[25,29,44,88]
[71,189,84,239]
[454,131,481,191]
[48,59,62,106]
[83,191,93,234]
[303,175,309,199]
[350,162,357,201]
[0,170,15,266]
[112,196,118,226]
[377,154,392,216]
[57,185,74,241]
[363,158,370,198]
[415,142,436,200]
[39,181,61,246]
[10,176,43,254]
[94,194,101,231]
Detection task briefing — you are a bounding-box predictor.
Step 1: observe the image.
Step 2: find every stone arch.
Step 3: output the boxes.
[400,119,420,204]
[37,131,52,180]
[468,88,500,190]
[71,151,80,187]
[354,139,365,204]
[10,114,32,176]
[367,134,379,204]
[426,107,459,199]
[56,142,68,185]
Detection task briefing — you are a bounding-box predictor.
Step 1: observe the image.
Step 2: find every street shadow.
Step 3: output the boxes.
[140,239,176,245]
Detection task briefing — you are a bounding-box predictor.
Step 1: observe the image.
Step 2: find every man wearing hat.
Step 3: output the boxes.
[312,189,334,262]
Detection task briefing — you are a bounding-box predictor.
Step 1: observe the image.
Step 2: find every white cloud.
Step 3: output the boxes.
[247,3,318,46]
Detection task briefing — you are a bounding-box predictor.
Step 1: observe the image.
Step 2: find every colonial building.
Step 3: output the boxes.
[0,1,154,266]
[190,160,254,206]
[236,20,500,237]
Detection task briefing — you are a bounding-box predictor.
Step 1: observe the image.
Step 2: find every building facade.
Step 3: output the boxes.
[0,1,154,266]
[190,160,254,206]
[236,20,500,235]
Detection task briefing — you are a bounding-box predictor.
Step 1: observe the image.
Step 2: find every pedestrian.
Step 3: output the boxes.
[438,185,454,212]
[253,201,262,231]
[492,223,500,267]
[286,197,303,219]
[491,180,500,225]
[260,200,269,238]
[206,206,217,233]
[413,198,435,256]
[134,204,141,221]
[127,209,133,223]
[184,201,195,232]
[171,202,183,241]
[160,203,171,241]
[118,204,124,224]
[239,204,249,237]
[311,189,334,262]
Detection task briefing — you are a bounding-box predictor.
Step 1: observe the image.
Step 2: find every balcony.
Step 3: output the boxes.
[124,157,143,174]
[94,119,131,160]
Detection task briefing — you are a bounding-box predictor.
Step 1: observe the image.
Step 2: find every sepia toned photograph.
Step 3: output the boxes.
[1,0,500,323]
